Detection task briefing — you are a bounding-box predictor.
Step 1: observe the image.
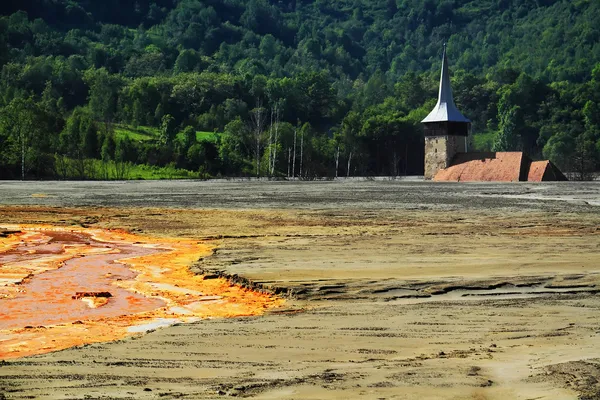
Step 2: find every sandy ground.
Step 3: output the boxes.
[0,180,599,399]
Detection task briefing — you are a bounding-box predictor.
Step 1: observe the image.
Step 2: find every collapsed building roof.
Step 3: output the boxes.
[433,152,567,182]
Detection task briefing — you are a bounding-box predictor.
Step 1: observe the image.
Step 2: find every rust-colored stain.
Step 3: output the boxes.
[0,225,284,359]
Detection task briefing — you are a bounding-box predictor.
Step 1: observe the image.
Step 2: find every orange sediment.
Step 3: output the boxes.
[0,225,284,359]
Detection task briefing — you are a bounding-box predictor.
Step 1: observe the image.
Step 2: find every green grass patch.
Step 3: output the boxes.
[114,125,160,142]
[54,155,203,180]
[117,124,220,144]
[174,130,221,144]
[195,130,220,143]
[472,131,496,151]
[127,163,202,180]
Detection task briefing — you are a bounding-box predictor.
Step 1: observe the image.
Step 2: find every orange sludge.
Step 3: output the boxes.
[0,224,283,359]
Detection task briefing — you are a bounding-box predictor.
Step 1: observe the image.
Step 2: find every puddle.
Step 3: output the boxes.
[0,225,284,359]
[0,230,165,329]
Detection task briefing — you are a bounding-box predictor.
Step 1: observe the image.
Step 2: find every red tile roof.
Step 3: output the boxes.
[434,152,525,182]
[434,152,566,182]
[527,161,550,182]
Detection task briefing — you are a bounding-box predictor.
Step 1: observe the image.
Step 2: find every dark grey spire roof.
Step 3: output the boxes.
[422,45,471,123]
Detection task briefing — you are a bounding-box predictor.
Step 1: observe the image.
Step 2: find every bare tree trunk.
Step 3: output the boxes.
[335,145,340,178]
[287,147,291,178]
[292,127,297,179]
[347,151,353,178]
[393,151,398,177]
[255,138,260,176]
[268,107,273,176]
[270,106,280,176]
[299,131,304,178]
[250,99,266,177]
[21,130,25,181]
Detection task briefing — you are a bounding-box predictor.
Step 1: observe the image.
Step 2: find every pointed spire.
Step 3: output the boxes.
[438,44,454,107]
[422,44,470,123]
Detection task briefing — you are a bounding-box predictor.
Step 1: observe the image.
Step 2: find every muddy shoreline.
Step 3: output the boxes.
[1,181,599,399]
[0,180,598,212]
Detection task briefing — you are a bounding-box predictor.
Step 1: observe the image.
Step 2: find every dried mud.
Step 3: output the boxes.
[0,180,599,399]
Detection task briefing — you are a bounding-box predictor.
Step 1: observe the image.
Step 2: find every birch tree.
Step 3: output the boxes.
[292,124,297,178]
[335,145,340,178]
[299,127,304,178]
[267,106,274,175]
[0,98,37,180]
[287,147,291,178]
[270,104,281,175]
[250,99,267,177]
[347,151,353,178]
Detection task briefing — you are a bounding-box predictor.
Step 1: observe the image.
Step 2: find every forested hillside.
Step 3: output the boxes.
[1,0,599,179]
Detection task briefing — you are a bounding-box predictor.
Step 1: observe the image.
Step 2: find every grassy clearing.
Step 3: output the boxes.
[196,131,220,143]
[114,125,160,142]
[127,163,202,180]
[116,125,220,144]
[174,130,220,143]
[54,156,201,180]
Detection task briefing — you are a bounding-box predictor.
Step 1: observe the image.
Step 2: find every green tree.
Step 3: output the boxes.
[60,107,99,177]
[0,97,53,179]
[572,133,597,180]
[159,114,176,145]
[493,106,522,152]
[219,118,250,175]
[84,68,123,127]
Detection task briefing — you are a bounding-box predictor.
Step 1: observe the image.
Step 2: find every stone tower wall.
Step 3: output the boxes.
[424,135,467,179]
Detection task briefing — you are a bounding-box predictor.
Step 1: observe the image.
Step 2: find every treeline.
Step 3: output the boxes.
[0,0,599,179]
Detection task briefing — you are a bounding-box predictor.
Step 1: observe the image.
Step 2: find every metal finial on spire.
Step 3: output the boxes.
[421,45,470,123]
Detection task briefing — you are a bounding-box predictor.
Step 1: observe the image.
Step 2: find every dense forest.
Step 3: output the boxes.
[0,0,599,179]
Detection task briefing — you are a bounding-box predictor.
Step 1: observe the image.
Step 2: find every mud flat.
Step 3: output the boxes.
[0,180,599,399]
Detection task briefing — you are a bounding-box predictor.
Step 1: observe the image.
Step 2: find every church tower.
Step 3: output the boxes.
[422,45,471,180]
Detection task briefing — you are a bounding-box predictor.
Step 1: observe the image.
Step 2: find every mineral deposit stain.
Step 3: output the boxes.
[0,225,283,359]
[0,231,165,329]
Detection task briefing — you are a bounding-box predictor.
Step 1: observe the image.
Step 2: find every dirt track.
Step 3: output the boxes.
[1,180,599,399]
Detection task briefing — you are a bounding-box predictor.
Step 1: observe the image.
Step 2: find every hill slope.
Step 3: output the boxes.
[0,0,599,179]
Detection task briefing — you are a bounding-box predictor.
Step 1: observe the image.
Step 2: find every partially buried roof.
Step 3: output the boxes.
[527,160,567,181]
[434,152,567,182]
[422,45,471,124]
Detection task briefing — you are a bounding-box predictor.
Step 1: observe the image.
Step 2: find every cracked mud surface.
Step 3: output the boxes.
[0,180,599,399]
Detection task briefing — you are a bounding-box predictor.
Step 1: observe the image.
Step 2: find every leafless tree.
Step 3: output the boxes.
[250,99,267,177]
[270,105,281,176]
[347,151,353,178]
[287,147,291,178]
[335,145,340,178]
[267,106,274,175]
[292,125,297,178]
[299,130,304,178]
